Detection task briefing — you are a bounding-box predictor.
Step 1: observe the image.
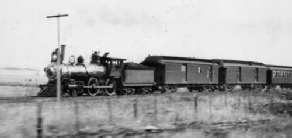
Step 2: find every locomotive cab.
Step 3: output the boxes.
[100,57,126,78]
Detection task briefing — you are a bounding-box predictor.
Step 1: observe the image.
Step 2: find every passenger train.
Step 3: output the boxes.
[38,45,292,96]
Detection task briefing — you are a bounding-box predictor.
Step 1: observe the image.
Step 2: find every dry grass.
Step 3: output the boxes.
[1,89,291,137]
[0,75,46,87]
[0,86,39,97]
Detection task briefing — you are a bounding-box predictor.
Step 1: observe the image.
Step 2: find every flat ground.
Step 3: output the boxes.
[1,85,292,138]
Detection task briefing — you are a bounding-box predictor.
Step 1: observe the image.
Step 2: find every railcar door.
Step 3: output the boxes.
[219,67,226,84]
[266,70,272,85]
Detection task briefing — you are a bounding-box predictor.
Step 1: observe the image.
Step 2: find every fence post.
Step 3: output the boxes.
[270,92,274,111]
[224,91,227,106]
[194,93,198,112]
[287,92,290,107]
[253,92,256,104]
[74,101,79,134]
[107,98,113,125]
[238,92,241,107]
[209,92,212,122]
[193,93,198,121]
[248,90,252,113]
[154,96,158,123]
[36,102,43,138]
[133,98,138,119]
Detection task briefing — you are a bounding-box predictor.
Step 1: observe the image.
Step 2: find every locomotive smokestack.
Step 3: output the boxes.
[61,45,66,63]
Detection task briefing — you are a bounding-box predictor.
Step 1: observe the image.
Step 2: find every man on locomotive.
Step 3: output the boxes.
[68,55,76,65]
[90,51,100,64]
[51,48,58,63]
[76,55,84,65]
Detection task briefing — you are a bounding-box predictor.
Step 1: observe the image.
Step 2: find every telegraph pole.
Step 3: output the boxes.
[47,14,68,103]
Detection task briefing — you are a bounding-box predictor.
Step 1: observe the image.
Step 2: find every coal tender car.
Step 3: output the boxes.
[141,56,219,92]
[38,46,155,96]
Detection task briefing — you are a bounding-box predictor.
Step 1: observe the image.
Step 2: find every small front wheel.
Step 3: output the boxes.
[70,89,78,97]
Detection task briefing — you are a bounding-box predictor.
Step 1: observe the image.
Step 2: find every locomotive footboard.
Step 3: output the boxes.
[37,84,57,97]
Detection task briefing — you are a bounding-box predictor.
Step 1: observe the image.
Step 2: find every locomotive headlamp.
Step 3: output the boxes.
[45,66,57,80]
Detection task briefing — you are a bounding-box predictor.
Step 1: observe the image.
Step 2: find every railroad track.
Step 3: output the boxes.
[0,91,178,103]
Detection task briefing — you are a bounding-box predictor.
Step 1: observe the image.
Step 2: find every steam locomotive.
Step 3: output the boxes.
[38,45,156,96]
[38,46,292,96]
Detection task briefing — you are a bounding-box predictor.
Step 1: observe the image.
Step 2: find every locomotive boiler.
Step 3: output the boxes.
[45,63,106,81]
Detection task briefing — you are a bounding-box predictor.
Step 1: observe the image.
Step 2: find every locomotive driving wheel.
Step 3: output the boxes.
[105,79,117,96]
[87,77,100,96]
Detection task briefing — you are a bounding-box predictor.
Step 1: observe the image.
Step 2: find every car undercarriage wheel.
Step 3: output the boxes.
[122,88,135,95]
[87,77,100,96]
[136,88,144,95]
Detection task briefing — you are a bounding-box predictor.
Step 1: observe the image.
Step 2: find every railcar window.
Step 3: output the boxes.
[237,67,242,82]
[198,67,201,74]
[209,66,213,82]
[181,65,186,72]
[255,68,259,82]
[283,71,285,77]
[111,61,116,69]
[283,72,286,78]
[182,64,187,82]
[273,71,276,78]
[240,67,242,81]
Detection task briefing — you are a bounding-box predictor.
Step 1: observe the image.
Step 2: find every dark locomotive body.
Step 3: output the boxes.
[38,47,156,96]
[141,56,219,92]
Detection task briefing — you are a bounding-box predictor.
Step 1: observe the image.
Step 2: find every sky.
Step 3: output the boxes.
[1,0,292,71]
